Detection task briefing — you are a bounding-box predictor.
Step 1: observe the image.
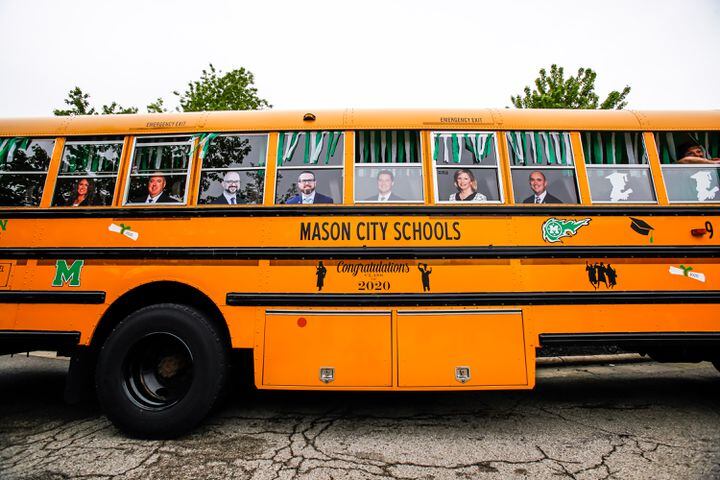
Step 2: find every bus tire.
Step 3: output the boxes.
[95,303,227,439]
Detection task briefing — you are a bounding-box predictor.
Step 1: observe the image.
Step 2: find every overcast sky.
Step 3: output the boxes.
[1,0,719,117]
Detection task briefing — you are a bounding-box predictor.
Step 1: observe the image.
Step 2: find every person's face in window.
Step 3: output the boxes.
[529,171,548,195]
[77,179,89,196]
[377,173,394,195]
[684,145,706,159]
[222,172,240,195]
[297,174,316,195]
[148,176,166,197]
[455,171,473,192]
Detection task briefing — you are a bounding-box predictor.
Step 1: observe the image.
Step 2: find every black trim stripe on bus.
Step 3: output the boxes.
[540,332,720,347]
[226,291,720,307]
[0,205,716,219]
[0,330,81,353]
[0,291,106,304]
[1,246,719,260]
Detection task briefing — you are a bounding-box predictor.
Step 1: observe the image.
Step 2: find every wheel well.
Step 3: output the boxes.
[91,281,230,351]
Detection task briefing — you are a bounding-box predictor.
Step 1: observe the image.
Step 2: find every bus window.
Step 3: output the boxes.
[275,131,343,204]
[507,131,578,204]
[582,132,655,204]
[431,132,501,203]
[656,131,720,203]
[124,136,193,205]
[197,133,268,205]
[52,137,123,207]
[0,137,55,207]
[355,130,423,203]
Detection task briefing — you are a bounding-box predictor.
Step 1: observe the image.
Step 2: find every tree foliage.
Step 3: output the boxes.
[53,87,138,115]
[54,64,270,116]
[510,64,631,110]
[173,64,271,112]
[146,97,167,114]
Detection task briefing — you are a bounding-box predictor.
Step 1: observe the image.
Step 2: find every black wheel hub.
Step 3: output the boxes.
[122,332,194,410]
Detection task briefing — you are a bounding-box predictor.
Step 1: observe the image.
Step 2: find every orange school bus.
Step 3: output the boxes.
[0,108,719,437]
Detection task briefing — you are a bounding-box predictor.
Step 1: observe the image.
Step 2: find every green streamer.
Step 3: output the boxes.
[0,138,19,169]
[482,134,492,160]
[200,133,218,160]
[464,135,476,163]
[373,131,381,163]
[90,148,99,172]
[451,134,460,163]
[276,132,285,166]
[582,133,591,164]
[592,132,602,165]
[604,133,613,165]
[532,132,541,164]
[398,130,406,163]
[325,132,340,164]
[303,132,310,164]
[362,131,369,163]
[547,133,556,165]
[409,131,417,163]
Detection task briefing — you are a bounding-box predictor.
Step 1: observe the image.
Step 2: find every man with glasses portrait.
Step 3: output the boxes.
[285,171,334,204]
[212,171,244,204]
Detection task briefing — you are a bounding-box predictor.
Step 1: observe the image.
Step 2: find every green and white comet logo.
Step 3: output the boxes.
[542,217,591,243]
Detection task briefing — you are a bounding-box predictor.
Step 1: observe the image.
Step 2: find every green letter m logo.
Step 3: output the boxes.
[52,260,84,287]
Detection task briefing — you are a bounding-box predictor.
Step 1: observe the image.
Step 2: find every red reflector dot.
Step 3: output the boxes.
[297,317,307,327]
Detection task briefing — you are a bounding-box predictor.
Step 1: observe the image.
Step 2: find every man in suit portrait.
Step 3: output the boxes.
[523,170,562,204]
[212,171,244,205]
[366,169,404,201]
[135,173,179,204]
[285,171,334,204]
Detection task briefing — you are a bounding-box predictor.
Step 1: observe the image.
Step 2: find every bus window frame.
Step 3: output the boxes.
[506,131,582,205]
[581,132,658,205]
[354,130,425,204]
[654,130,720,204]
[122,134,196,206]
[660,163,720,204]
[274,130,346,206]
[197,132,270,206]
[51,137,125,208]
[430,130,505,205]
[0,136,58,209]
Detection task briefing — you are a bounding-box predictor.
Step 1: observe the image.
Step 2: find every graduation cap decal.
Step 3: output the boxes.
[629,217,654,243]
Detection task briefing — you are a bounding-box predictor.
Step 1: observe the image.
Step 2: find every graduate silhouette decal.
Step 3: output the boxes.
[418,263,432,292]
[585,262,618,290]
[315,261,327,291]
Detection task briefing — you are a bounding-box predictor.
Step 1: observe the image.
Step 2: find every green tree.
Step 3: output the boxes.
[54,87,138,116]
[101,102,139,115]
[55,64,270,115]
[173,64,271,112]
[146,97,167,113]
[510,64,631,110]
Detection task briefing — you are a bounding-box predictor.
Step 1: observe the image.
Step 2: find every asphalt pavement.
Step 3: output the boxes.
[1,353,719,480]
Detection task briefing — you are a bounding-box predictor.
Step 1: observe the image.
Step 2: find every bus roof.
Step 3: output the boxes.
[1,109,719,137]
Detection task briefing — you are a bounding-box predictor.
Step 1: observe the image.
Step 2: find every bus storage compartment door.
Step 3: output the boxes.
[262,310,392,387]
[397,310,528,388]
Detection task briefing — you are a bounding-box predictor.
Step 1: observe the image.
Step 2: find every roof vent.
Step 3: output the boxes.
[303,113,316,122]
